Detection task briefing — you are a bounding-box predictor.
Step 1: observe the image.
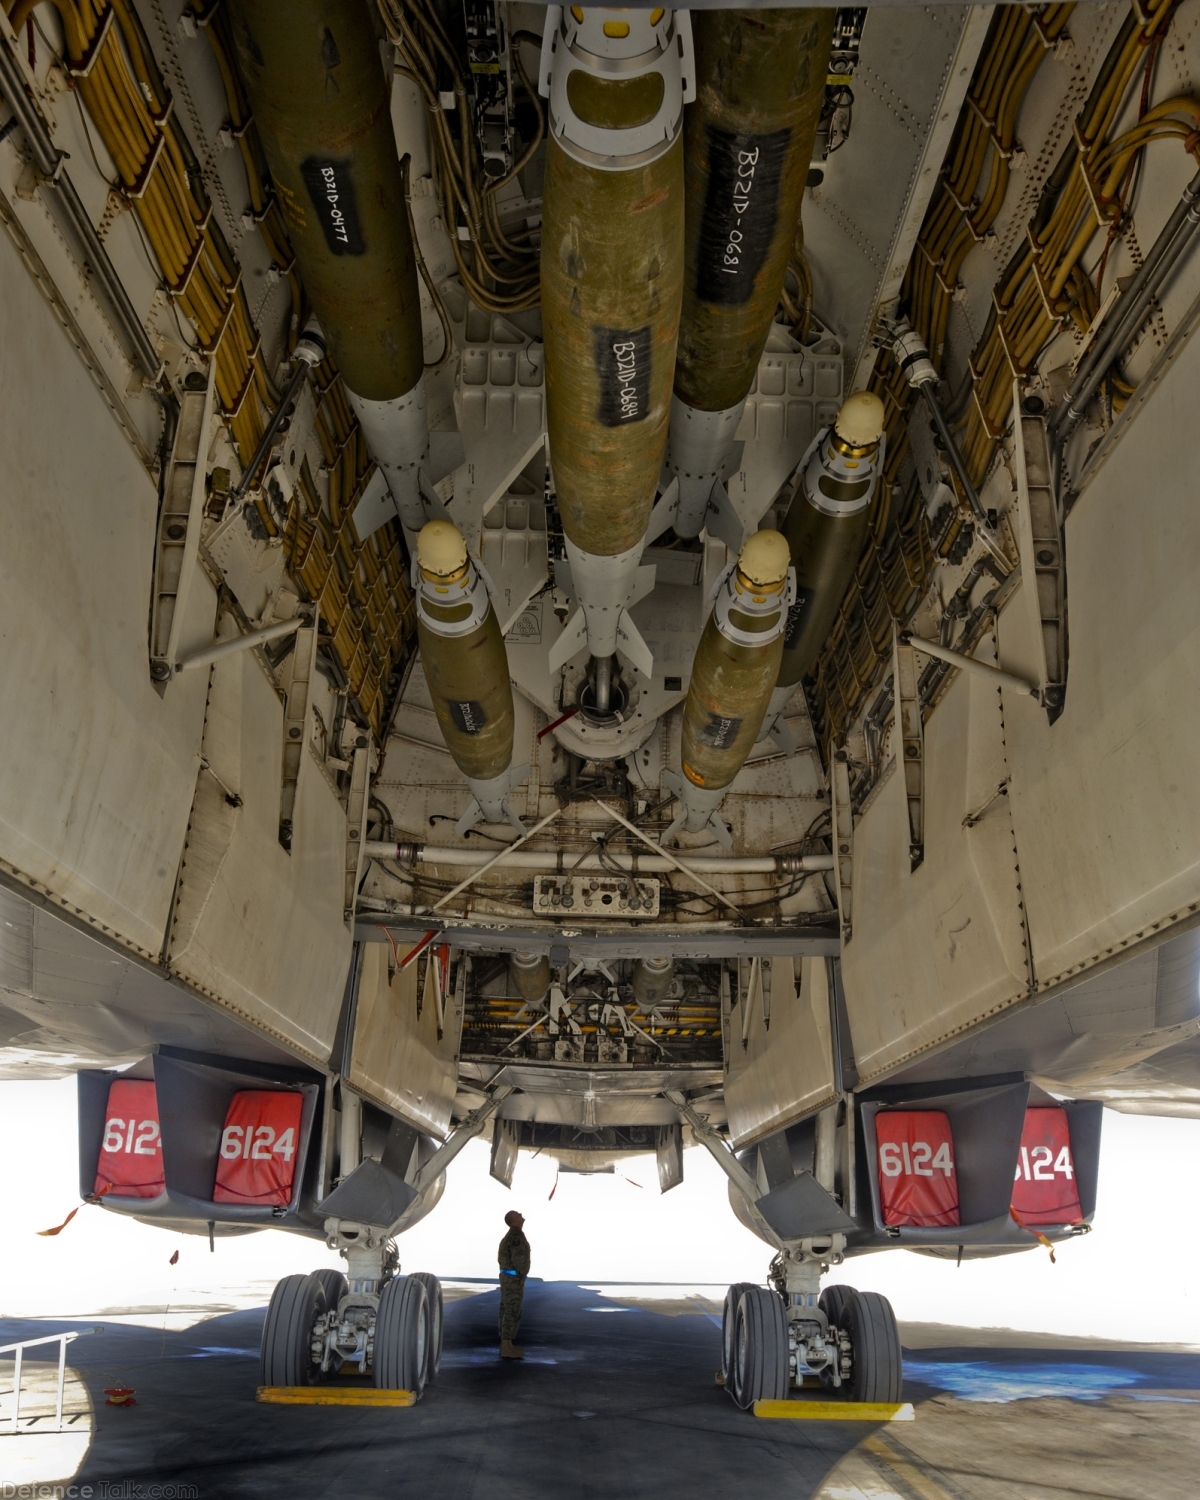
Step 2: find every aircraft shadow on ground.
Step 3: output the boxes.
[3,1286,1198,1500]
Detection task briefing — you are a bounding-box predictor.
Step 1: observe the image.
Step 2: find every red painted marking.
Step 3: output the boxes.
[538,708,579,741]
[400,929,439,969]
[875,1110,959,1228]
[1011,1107,1081,1225]
[94,1080,164,1200]
[213,1090,304,1207]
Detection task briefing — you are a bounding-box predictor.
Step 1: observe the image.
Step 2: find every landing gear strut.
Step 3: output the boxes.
[721,1237,902,1407]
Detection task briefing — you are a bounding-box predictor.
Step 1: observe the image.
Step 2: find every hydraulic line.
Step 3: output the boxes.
[378,0,541,315]
[891,322,985,522]
[1055,165,1200,438]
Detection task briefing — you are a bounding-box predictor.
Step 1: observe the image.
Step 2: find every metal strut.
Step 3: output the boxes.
[664,1089,784,1250]
[386,1083,515,1235]
[231,323,326,500]
[892,625,924,871]
[890,320,986,523]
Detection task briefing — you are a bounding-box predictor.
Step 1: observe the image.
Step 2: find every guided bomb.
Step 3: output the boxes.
[541,7,692,702]
[227,0,454,541]
[663,8,833,538]
[414,521,526,835]
[510,952,551,1004]
[665,529,794,846]
[630,956,674,1011]
[763,392,887,745]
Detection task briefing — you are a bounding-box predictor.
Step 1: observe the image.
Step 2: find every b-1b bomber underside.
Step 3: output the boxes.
[3,0,1200,1406]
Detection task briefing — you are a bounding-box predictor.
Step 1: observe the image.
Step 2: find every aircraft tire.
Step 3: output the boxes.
[844,1290,903,1403]
[373,1274,429,1396]
[260,1272,326,1388]
[818,1283,858,1332]
[722,1282,758,1388]
[818,1283,857,1391]
[312,1268,348,1317]
[410,1272,444,1383]
[732,1286,788,1408]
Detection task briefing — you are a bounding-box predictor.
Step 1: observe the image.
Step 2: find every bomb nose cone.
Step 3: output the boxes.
[834,391,886,448]
[738,529,790,589]
[417,519,468,577]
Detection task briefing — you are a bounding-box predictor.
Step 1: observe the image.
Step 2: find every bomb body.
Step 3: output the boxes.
[665,8,833,537]
[414,522,526,834]
[541,8,691,675]
[765,392,887,737]
[510,952,552,1004]
[228,0,446,537]
[667,530,793,844]
[631,957,675,1011]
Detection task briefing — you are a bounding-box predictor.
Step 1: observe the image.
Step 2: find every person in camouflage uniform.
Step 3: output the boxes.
[497,1209,530,1359]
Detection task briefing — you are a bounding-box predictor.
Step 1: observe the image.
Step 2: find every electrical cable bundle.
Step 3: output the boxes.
[377,0,543,315]
[285,365,416,736]
[808,0,1195,760]
[3,0,278,458]
[779,224,816,345]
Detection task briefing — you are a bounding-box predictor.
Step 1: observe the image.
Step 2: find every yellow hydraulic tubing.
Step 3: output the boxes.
[414,521,527,836]
[226,0,449,538]
[665,530,793,847]
[541,7,691,685]
[665,7,834,538]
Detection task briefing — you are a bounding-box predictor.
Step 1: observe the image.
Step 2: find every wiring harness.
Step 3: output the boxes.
[3,0,418,737]
[809,0,1198,758]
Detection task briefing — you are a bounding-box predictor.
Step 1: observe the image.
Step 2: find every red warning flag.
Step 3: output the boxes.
[39,1182,114,1236]
[1011,1107,1082,1225]
[213,1090,303,1206]
[1010,1204,1059,1263]
[169,1250,180,1266]
[37,1206,81,1238]
[875,1110,960,1227]
[94,1080,165,1199]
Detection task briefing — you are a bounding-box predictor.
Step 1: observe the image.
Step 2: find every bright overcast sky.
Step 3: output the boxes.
[2,1078,1197,1345]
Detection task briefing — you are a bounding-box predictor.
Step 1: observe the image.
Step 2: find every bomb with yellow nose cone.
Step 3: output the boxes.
[541,6,693,699]
[414,521,527,836]
[761,392,887,752]
[664,530,794,847]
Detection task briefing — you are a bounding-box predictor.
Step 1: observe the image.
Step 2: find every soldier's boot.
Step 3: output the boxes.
[499,1339,524,1360]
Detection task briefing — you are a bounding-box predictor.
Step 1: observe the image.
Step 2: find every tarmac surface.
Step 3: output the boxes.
[2,1280,1199,1499]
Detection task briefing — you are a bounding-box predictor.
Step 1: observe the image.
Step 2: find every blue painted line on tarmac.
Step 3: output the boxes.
[902,1359,1149,1403]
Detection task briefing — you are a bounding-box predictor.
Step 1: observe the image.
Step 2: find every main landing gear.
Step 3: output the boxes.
[259,1221,444,1399]
[720,1238,902,1408]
